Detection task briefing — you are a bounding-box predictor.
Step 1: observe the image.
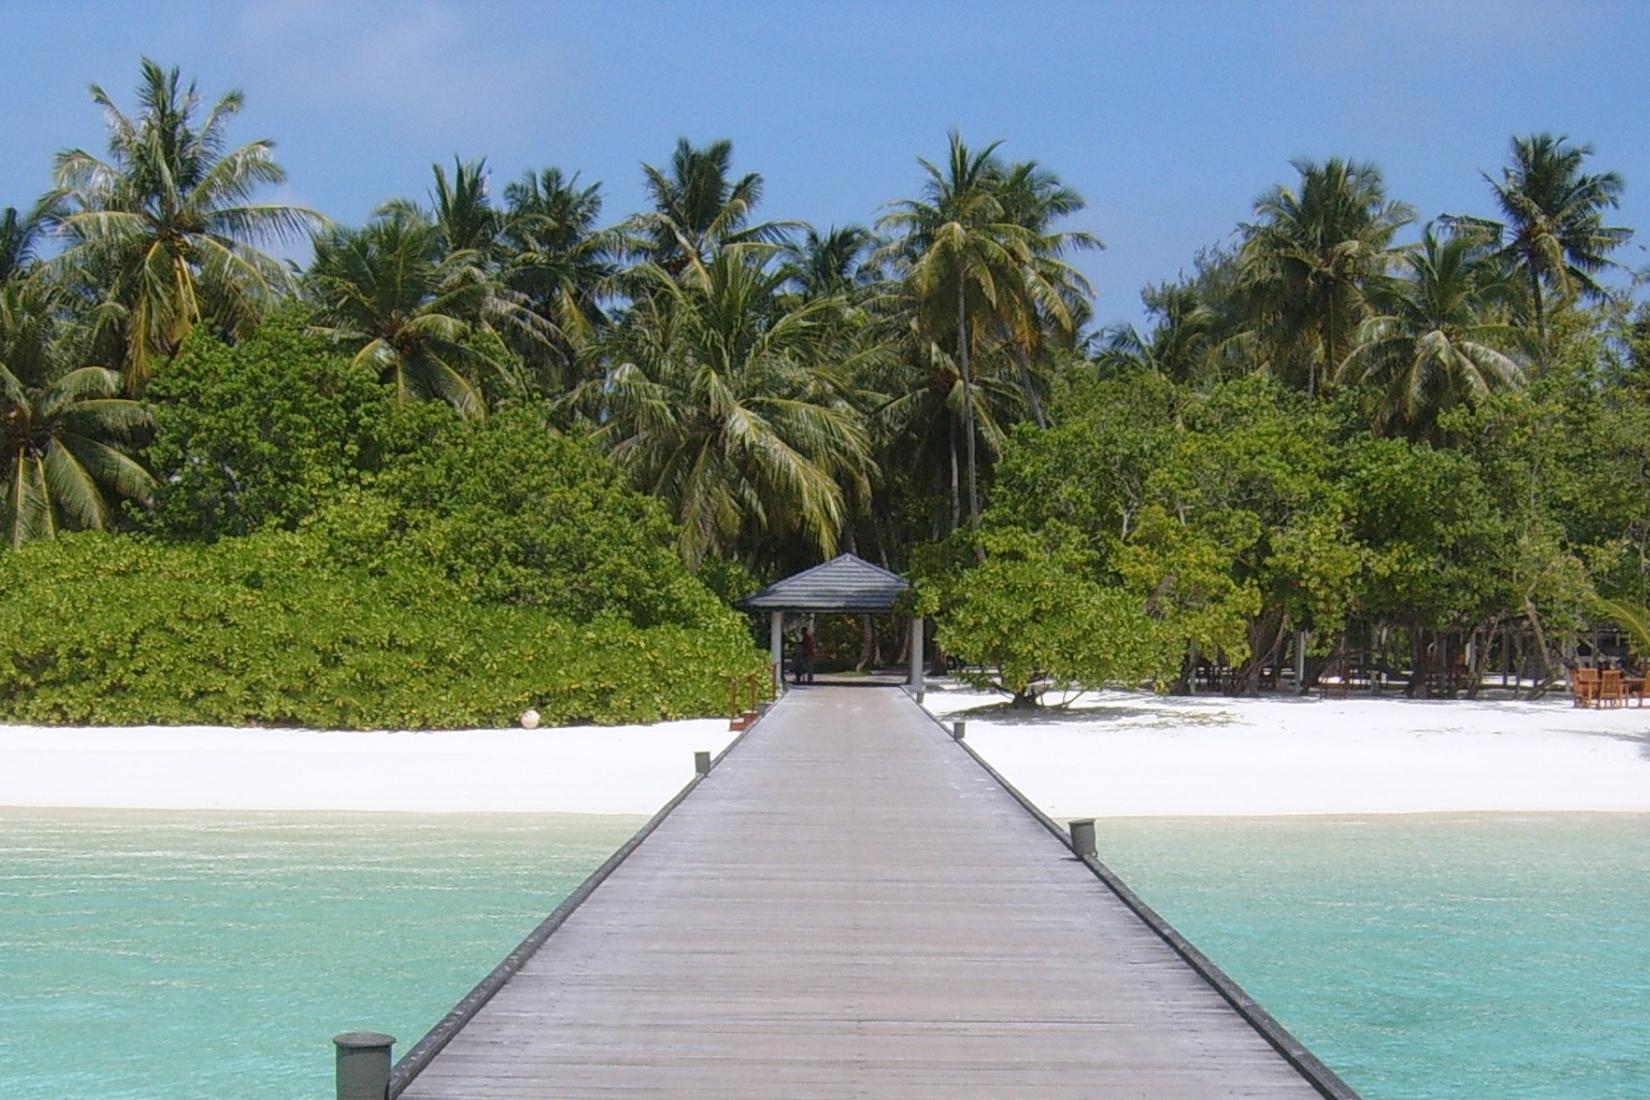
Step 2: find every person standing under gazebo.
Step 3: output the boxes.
[794,627,817,685]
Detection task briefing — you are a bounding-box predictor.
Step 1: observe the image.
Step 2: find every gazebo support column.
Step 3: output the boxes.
[909,615,924,696]
[770,611,785,693]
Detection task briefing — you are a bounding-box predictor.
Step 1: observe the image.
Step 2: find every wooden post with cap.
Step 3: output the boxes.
[334,1032,394,1100]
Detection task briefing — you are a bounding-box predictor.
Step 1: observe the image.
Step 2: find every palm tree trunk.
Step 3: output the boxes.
[856,614,879,672]
[1528,265,1548,362]
[9,451,26,548]
[1315,290,1334,399]
[948,420,961,532]
[957,272,980,527]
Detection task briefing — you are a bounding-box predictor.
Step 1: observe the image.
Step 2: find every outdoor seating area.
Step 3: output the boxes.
[1570,666,1650,708]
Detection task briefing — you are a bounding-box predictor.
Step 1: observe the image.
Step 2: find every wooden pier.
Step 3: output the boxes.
[376,685,1357,1098]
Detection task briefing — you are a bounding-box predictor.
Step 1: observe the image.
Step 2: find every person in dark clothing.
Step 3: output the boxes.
[794,627,816,684]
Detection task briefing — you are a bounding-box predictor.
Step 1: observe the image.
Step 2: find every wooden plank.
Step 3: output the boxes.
[396,686,1355,1098]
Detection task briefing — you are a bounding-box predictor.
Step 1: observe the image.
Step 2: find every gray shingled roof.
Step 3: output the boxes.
[738,554,911,613]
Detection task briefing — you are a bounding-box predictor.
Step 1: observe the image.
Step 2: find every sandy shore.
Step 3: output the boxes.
[3,683,1647,817]
[921,684,1650,817]
[0,720,736,814]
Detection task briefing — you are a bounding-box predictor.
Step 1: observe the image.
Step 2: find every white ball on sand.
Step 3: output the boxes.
[519,709,541,730]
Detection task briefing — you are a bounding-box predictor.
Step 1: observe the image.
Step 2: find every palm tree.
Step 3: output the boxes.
[1447,133,1632,348]
[1239,158,1413,397]
[382,157,500,257]
[0,283,153,544]
[867,327,1022,534]
[1339,226,1529,439]
[50,59,324,390]
[622,138,799,282]
[575,246,873,564]
[991,159,1102,427]
[498,167,619,392]
[307,213,501,418]
[1,196,61,285]
[1098,282,1221,384]
[878,132,1042,528]
[781,225,877,300]
[1594,597,1650,661]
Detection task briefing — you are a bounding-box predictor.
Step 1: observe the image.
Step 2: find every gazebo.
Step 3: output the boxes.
[737,554,923,693]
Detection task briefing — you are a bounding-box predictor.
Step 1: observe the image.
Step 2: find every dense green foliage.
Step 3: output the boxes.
[920,534,1174,705]
[0,533,763,729]
[970,343,1648,694]
[316,408,726,628]
[142,313,419,539]
[3,58,1648,715]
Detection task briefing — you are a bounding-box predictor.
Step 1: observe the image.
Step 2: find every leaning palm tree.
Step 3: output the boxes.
[621,138,799,283]
[878,132,1041,528]
[574,246,873,565]
[1239,158,1413,398]
[50,59,324,390]
[0,283,154,544]
[1593,597,1650,662]
[1446,133,1632,348]
[1339,227,1530,439]
[307,214,507,418]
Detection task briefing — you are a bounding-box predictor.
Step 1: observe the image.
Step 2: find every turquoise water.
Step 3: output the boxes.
[2,810,1646,1098]
[1095,814,1650,1099]
[0,810,641,1100]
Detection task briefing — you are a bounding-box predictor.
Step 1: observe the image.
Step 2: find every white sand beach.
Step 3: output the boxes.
[2,684,1647,816]
[0,720,737,815]
[921,684,1650,817]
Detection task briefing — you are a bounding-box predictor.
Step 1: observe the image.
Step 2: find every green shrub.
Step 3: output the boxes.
[310,406,726,628]
[935,543,1176,706]
[0,533,765,729]
[141,313,437,539]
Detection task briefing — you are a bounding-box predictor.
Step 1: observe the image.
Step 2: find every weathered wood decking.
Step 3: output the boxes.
[394,686,1356,1098]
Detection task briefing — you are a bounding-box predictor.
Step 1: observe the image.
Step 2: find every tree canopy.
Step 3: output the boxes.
[3,57,1647,714]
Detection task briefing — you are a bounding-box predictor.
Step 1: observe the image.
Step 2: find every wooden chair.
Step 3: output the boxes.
[1634,676,1650,709]
[1571,667,1600,708]
[1599,669,1627,709]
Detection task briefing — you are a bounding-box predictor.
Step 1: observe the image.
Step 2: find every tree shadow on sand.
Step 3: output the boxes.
[932,688,1319,727]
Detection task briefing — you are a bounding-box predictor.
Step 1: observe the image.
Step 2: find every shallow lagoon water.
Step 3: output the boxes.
[2,809,1647,1098]
[1095,814,1650,1099]
[0,810,641,1099]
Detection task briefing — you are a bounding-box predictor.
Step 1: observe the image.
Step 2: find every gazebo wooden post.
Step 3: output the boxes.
[770,610,785,693]
[909,615,924,697]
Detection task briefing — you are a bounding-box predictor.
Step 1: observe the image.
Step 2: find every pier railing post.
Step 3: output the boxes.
[952,720,966,741]
[694,750,712,777]
[1068,818,1096,860]
[334,1031,394,1100]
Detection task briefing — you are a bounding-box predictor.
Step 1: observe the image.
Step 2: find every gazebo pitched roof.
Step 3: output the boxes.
[738,553,910,614]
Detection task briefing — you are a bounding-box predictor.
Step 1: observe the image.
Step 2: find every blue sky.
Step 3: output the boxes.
[5,1,1647,327]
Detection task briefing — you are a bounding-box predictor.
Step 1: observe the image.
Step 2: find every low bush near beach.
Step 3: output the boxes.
[0,534,765,730]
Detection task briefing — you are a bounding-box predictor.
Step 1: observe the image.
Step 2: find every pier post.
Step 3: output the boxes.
[1068,819,1096,860]
[952,720,966,741]
[694,750,712,777]
[334,1031,394,1100]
